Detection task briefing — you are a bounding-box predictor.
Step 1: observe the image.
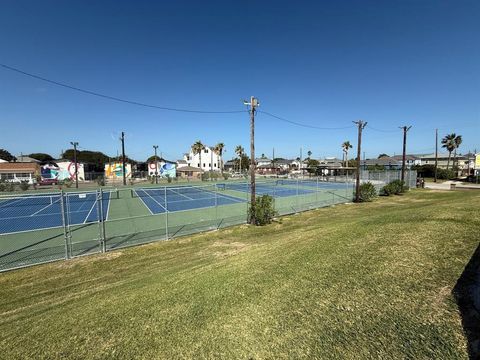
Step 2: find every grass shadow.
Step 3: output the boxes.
[453,242,480,359]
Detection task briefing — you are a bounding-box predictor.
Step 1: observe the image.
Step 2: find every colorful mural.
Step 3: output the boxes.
[104,163,132,179]
[41,162,84,181]
[148,162,176,178]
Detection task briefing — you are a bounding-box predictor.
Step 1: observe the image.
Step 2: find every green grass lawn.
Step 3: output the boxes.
[1,190,479,358]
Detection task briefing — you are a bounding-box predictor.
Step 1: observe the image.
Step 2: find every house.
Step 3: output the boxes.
[14,155,41,163]
[0,162,40,184]
[176,165,202,179]
[360,156,401,170]
[176,159,188,168]
[183,145,222,172]
[223,160,236,172]
[391,155,421,167]
[255,156,271,167]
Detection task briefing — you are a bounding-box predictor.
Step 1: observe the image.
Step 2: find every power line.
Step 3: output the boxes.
[258,110,355,130]
[367,126,399,133]
[0,63,246,114]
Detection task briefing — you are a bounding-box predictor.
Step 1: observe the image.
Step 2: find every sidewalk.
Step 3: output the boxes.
[425,180,480,190]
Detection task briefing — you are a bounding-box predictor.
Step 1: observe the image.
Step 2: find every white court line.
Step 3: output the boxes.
[30,197,61,216]
[83,198,98,224]
[168,188,194,200]
[0,197,30,209]
[134,189,154,215]
[141,189,168,212]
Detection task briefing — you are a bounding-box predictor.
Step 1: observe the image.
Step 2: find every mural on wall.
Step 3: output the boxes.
[105,163,132,179]
[148,162,176,178]
[41,162,84,181]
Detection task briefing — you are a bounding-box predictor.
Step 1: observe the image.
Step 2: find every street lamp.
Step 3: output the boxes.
[153,145,159,184]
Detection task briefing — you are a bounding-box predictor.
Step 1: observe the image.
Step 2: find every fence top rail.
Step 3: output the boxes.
[0,188,118,200]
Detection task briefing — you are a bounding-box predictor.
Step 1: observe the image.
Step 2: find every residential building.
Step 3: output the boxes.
[0,162,40,184]
[360,156,401,170]
[183,145,222,172]
[255,156,271,167]
[391,155,421,167]
[176,166,202,179]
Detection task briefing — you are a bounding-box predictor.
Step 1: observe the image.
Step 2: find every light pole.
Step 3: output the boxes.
[153,145,159,184]
[70,141,79,189]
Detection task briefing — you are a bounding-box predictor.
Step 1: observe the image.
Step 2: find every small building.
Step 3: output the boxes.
[391,155,420,167]
[148,158,177,178]
[360,156,401,170]
[255,156,271,167]
[223,160,236,172]
[176,165,202,179]
[0,162,40,184]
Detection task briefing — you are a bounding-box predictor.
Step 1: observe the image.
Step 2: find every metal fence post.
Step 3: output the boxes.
[215,184,218,229]
[98,189,106,253]
[60,190,70,260]
[164,186,169,240]
[296,177,299,212]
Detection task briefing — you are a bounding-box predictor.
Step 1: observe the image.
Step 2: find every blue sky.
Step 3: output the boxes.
[0,0,478,161]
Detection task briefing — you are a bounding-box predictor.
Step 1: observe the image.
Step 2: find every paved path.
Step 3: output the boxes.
[425,181,480,190]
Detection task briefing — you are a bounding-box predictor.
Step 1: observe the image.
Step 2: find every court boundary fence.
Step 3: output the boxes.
[0,170,416,272]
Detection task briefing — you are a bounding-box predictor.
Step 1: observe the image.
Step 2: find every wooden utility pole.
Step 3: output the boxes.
[70,141,79,189]
[434,129,438,182]
[400,125,412,189]
[244,96,259,224]
[353,120,367,202]
[121,132,126,186]
[153,145,159,184]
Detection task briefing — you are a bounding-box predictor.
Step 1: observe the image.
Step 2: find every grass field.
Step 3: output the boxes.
[1,190,479,358]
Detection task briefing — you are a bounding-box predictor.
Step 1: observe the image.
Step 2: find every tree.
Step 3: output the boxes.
[28,153,54,162]
[213,143,225,173]
[307,150,312,159]
[377,153,389,159]
[191,140,205,173]
[0,149,15,162]
[453,134,462,170]
[341,141,353,167]
[62,149,110,172]
[441,133,457,170]
[235,145,244,174]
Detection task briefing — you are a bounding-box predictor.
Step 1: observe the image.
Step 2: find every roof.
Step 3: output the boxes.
[14,155,40,163]
[360,157,401,166]
[391,155,419,161]
[176,166,202,172]
[0,162,39,172]
[255,157,271,162]
[177,159,187,164]
[420,153,468,159]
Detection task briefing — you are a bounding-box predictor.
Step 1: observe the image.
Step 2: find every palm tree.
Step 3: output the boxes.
[441,133,456,170]
[341,141,353,167]
[191,140,205,173]
[453,134,462,170]
[235,145,244,174]
[213,142,225,174]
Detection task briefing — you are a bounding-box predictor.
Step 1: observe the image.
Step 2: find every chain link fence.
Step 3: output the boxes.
[0,170,416,272]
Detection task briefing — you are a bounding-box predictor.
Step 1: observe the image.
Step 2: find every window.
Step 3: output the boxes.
[204,149,208,154]
[186,155,190,160]
[214,163,217,168]
[198,163,200,167]
[208,163,210,168]
[203,163,206,167]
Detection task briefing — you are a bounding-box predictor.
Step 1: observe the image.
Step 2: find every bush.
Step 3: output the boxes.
[355,182,377,202]
[381,179,406,196]
[0,180,5,192]
[129,178,135,186]
[19,180,30,191]
[201,172,209,181]
[63,179,72,188]
[96,176,106,186]
[249,195,277,225]
[437,168,456,180]
[5,182,15,192]
[222,172,230,180]
[166,174,172,183]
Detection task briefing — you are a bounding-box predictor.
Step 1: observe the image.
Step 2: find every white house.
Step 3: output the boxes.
[183,145,223,172]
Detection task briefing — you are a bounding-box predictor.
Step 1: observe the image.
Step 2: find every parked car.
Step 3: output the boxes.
[39,178,58,186]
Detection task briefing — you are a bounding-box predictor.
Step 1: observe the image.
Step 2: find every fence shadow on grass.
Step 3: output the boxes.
[453,242,480,359]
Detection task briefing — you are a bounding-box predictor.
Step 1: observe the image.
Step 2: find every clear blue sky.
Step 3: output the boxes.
[0,0,478,161]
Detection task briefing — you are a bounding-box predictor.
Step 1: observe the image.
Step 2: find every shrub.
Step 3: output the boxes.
[0,180,5,192]
[63,179,72,188]
[249,195,277,225]
[437,168,456,180]
[166,174,172,183]
[5,182,15,192]
[129,178,135,186]
[222,172,230,180]
[381,180,406,196]
[201,172,209,181]
[355,182,377,202]
[19,180,30,191]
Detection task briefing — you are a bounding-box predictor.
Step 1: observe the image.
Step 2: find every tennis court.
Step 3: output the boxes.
[220,181,315,197]
[133,186,244,214]
[0,192,111,235]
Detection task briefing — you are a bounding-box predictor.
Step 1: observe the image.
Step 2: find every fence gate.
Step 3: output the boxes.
[65,190,104,258]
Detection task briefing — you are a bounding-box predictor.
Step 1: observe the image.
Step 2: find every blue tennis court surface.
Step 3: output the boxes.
[0,192,110,235]
[134,187,244,214]
[222,182,314,197]
[276,179,352,190]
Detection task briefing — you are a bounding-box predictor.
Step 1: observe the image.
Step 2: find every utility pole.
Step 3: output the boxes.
[353,120,367,202]
[244,96,260,225]
[272,147,275,175]
[153,145,159,184]
[120,132,126,186]
[399,125,412,189]
[70,141,79,189]
[300,147,303,177]
[434,129,438,182]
